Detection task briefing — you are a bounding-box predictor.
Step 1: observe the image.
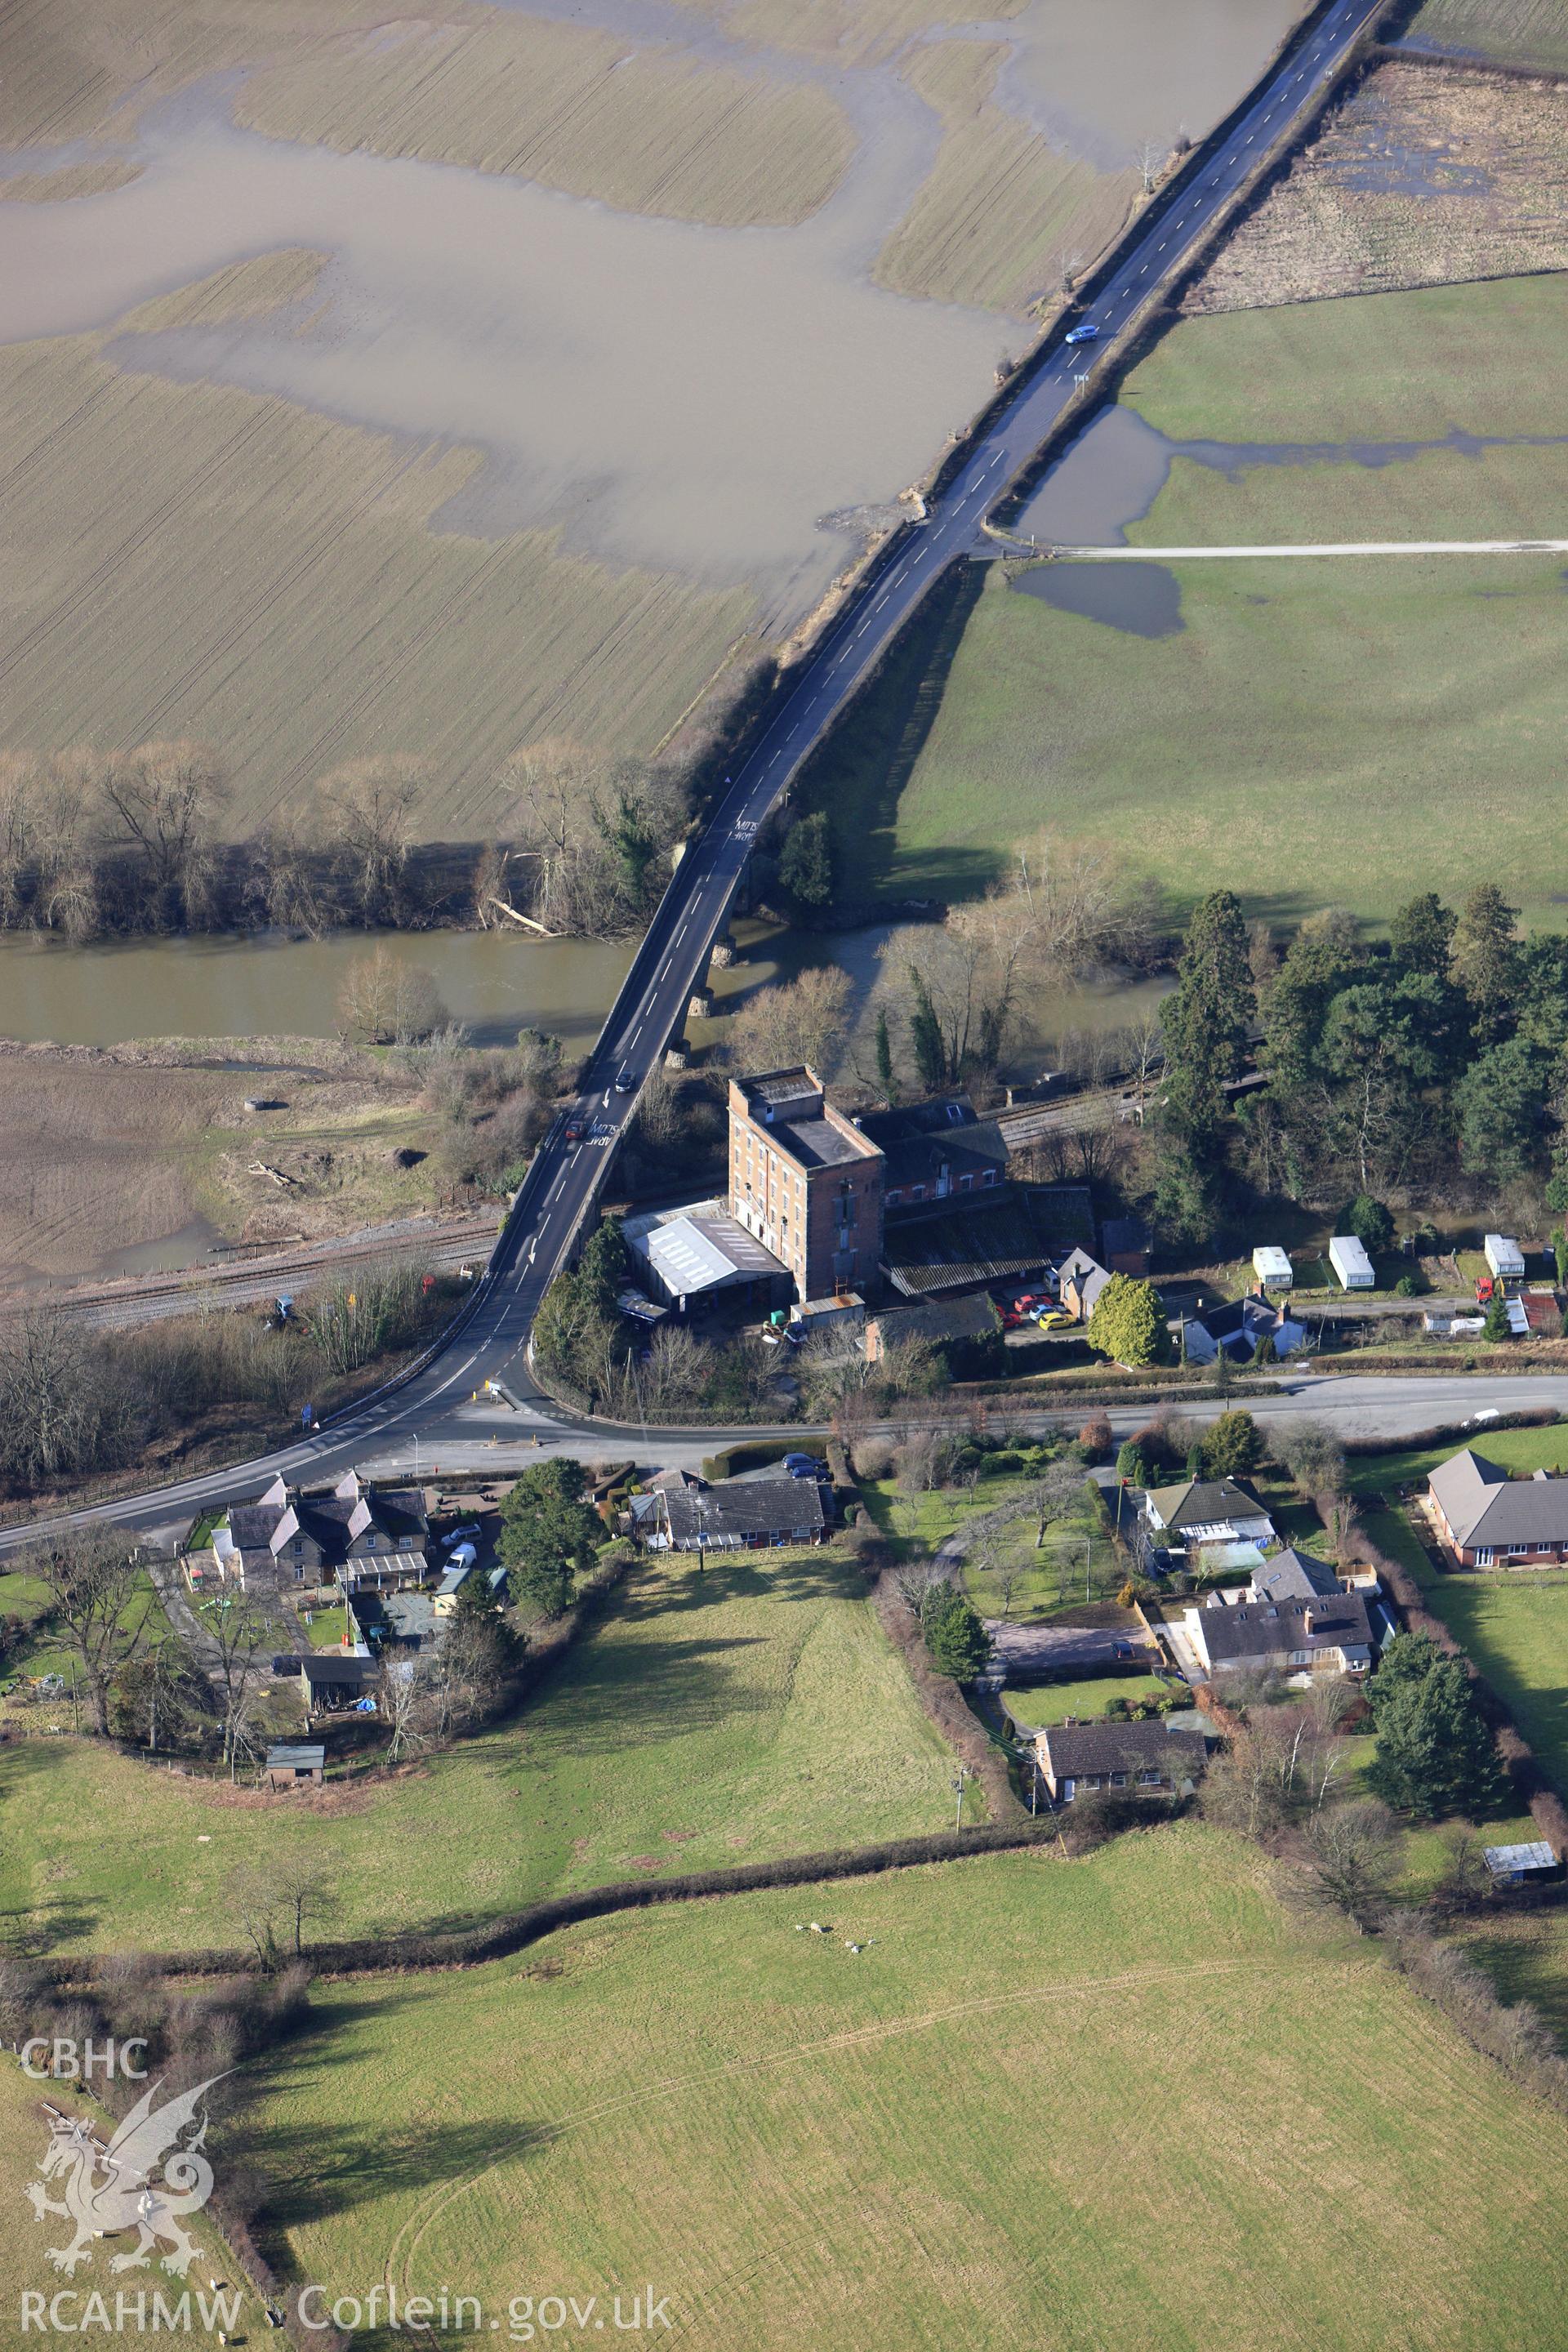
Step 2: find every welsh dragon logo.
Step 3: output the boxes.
[25,2076,226,2277]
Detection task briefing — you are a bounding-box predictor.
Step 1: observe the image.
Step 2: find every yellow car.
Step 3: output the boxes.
[1032,1307,1075,1333]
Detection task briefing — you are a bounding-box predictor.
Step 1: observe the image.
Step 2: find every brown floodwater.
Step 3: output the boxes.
[0,69,1002,618]
[0,920,1166,1067]
[0,930,632,1051]
[956,0,1307,168]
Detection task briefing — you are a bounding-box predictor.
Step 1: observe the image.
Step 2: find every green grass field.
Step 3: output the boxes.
[0,1546,969,1956]
[234,1830,1568,2352]
[1,2059,256,2333]
[813,276,1568,925]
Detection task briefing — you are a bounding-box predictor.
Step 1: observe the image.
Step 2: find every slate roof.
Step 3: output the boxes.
[1254,1548,1341,1605]
[1196,1590,1374,1667]
[661,1477,826,1544]
[1038,1721,1207,1780]
[1144,1477,1271,1535]
[859,1098,1009,1196]
[882,1200,1054,1298]
[298,1653,373,1684]
[1428,1448,1568,1550]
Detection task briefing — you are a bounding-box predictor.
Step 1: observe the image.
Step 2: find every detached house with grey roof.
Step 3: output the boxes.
[1428,1447,1568,1567]
[1181,1587,1377,1682]
[1032,1719,1208,1805]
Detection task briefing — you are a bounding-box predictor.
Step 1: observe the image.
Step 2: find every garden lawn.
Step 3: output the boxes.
[1003,1672,1164,1729]
[238,1829,1568,2352]
[0,1546,968,1957]
[1420,1571,1568,1793]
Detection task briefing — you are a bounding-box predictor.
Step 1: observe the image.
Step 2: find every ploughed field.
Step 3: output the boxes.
[234,1831,1568,2352]
[0,0,1307,835]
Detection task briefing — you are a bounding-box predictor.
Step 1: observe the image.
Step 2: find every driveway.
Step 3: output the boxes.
[982,1620,1160,1682]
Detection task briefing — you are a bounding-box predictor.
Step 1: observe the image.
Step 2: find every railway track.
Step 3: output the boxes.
[0,1210,501,1333]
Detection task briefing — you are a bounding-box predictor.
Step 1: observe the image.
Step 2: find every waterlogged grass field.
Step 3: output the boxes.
[238,1831,1568,2352]
[0,1546,968,1956]
[1406,0,1568,70]
[835,276,1568,924]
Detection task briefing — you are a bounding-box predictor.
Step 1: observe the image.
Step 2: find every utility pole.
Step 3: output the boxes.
[951,1766,973,1830]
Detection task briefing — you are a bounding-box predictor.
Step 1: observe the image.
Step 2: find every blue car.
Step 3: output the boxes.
[1064,321,1100,345]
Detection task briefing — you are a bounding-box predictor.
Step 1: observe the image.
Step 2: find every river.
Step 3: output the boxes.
[0,922,1166,1067]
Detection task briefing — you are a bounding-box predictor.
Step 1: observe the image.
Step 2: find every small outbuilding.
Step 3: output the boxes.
[264,1742,325,1789]
[1251,1245,1294,1292]
[1484,1233,1526,1283]
[1328,1235,1375,1290]
[1482,1840,1560,1887]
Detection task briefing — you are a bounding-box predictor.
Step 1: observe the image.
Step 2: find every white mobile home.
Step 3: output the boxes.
[1484,1233,1526,1282]
[1328,1235,1374,1290]
[1251,1245,1293,1292]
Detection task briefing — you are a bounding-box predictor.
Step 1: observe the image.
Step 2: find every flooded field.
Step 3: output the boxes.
[0,0,1312,838]
[1009,378,1568,632]
[1187,57,1568,313]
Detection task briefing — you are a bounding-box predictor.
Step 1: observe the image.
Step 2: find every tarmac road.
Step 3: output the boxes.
[0,0,1393,1556]
[2,1369,1557,1564]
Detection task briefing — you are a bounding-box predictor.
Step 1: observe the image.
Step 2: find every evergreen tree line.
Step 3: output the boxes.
[1152,883,1565,1245]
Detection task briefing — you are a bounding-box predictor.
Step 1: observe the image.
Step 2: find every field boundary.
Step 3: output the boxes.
[42,1822,1064,1988]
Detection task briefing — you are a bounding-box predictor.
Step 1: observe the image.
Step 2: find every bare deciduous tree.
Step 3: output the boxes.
[26,1529,149,1735]
[336,944,449,1045]
[100,740,227,924]
[1298,1799,1399,1931]
[727,967,852,1078]
[318,757,423,923]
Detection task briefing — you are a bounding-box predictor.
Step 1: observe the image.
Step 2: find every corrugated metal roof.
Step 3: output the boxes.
[1483,1841,1557,1873]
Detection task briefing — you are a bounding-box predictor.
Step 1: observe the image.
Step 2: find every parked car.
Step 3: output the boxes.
[783,1452,828,1481]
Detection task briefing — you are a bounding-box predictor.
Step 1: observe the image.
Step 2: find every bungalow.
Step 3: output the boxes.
[1428,1447,1568,1567]
[648,1475,826,1553]
[1178,1294,1307,1366]
[1251,1547,1342,1606]
[1032,1719,1208,1805]
[1143,1477,1276,1553]
[1182,1588,1376,1680]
